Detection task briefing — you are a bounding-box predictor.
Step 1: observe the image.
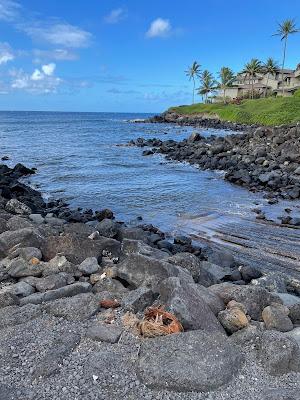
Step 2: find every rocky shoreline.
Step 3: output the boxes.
[131,124,300,206]
[146,110,255,131]
[0,163,300,399]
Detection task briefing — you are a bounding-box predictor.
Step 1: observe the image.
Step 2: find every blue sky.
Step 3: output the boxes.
[0,0,300,112]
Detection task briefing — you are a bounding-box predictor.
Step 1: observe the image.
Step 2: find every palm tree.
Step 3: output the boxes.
[218,67,235,104]
[197,70,216,103]
[185,61,201,104]
[242,59,262,99]
[273,19,299,95]
[262,58,279,97]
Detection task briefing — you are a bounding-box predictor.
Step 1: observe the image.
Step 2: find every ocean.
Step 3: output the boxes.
[0,111,265,235]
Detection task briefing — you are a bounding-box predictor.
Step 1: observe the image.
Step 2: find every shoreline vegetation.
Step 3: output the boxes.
[167,94,300,126]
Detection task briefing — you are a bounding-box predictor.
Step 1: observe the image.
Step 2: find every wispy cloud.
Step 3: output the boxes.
[33,48,78,63]
[107,87,139,94]
[0,0,92,49]
[139,83,179,88]
[104,8,127,24]
[21,22,92,48]
[95,74,128,84]
[143,90,190,102]
[0,42,14,65]
[0,0,20,22]
[146,18,172,38]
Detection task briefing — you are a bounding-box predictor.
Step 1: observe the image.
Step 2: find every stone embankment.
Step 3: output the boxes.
[0,164,300,399]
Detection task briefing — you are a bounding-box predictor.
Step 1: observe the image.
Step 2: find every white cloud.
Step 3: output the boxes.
[146,18,172,38]
[33,48,78,62]
[30,68,43,81]
[10,66,62,93]
[42,63,55,76]
[0,42,14,64]
[29,63,55,82]
[0,0,20,21]
[104,8,127,24]
[22,22,92,48]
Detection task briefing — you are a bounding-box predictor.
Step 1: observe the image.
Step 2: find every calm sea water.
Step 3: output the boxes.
[0,111,265,234]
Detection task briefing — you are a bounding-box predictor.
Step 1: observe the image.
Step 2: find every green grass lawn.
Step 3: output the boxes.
[169,95,300,126]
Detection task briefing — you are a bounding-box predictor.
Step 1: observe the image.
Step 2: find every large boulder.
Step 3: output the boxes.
[285,327,300,347]
[121,239,168,260]
[5,199,32,215]
[95,219,120,238]
[204,247,235,268]
[78,257,100,275]
[289,303,300,325]
[44,293,99,321]
[229,323,264,346]
[40,233,120,264]
[262,303,293,332]
[117,227,150,243]
[251,273,287,293]
[8,246,42,261]
[92,277,128,296]
[277,293,300,307]
[4,281,35,298]
[138,330,244,392]
[41,256,76,277]
[116,253,193,289]
[167,252,201,281]
[20,282,91,305]
[198,261,231,287]
[194,284,225,315]
[35,274,69,292]
[122,287,157,313]
[86,323,123,343]
[63,222,96,237]
[6,216,33,230]
[218,302,249,334]
[159,277,225,333]
[8,257,44,278]
[210,283,282,320]
[238,265,262,283]
[0,228,44,258]
[259,330,300,375]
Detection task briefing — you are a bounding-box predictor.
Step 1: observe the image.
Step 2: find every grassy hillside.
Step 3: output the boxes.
[169,95,300,126]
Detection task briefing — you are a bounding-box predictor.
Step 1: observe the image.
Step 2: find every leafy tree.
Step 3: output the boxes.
[197,70,216,103]
[185,61,201,104]
[273,19,299,95]
[218,67,235,103]
[242,59,262,99]
[262,58,279,97]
